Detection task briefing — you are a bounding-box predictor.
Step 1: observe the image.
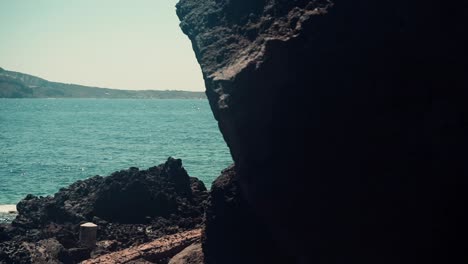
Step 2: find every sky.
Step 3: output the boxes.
[0,0,205,91]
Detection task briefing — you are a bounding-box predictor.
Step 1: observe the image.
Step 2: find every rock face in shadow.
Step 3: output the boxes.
[203,166,289,264]
[177,0,467,263]
[0,158,208,263]
[168,243,203,264]
[13,158,205,227]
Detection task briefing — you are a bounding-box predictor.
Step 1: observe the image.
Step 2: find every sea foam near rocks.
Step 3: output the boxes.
[0,205,17,224]
[0,205,17,213]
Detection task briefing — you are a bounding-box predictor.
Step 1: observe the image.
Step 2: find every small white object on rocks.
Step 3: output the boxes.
[79,222,98,248]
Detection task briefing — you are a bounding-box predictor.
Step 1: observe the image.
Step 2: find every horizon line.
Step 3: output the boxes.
[1,66,205,93]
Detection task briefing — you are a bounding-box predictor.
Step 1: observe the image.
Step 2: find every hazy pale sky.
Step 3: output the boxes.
[0,0,205,91]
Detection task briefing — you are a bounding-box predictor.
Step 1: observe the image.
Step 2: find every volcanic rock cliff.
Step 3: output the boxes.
[177,0,467,263]
[0,158,208,263]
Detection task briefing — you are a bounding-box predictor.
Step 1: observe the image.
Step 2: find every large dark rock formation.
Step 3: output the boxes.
[177,0,467,263]
[0,158,208,263]
[203,166,289,263]
[14,158,205,227]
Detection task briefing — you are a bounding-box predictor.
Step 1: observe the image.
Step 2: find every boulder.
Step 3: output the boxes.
[1,158,208,262]
[168,243,203,264]
[203,166,289,264]
[14,157,203,227]
[23,238,71,264]
[177,0,468,263]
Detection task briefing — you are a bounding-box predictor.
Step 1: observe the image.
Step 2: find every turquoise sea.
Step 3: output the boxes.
[0,99,232,205]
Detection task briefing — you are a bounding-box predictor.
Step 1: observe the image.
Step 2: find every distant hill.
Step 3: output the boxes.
[0,67,206,99]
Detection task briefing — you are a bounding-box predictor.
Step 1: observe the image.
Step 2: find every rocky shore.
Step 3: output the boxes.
[176,0,467,263]
[2,0,466,263]
[0,158,207,263]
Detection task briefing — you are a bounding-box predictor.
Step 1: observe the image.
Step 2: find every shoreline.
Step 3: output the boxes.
[0,204,17,214]
[0,158,208,262]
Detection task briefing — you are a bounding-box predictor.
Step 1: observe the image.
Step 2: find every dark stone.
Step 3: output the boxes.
[0,226,8,242]
[13,157,205,227]
[177,0,468,263]
[203,166,289,264]
[1,158,208,262]
[168,242,204,264]
[26,238,70,264]
[68,247,91,263]
[0,241,32,264]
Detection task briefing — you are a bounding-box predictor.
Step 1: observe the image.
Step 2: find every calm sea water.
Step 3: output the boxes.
[0,99,232,205]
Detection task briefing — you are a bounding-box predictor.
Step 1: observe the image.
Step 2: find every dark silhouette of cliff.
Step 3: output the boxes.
[177,0,468,263]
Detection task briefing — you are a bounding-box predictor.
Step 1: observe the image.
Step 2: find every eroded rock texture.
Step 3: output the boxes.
[14,158,206,227]
[177,0,467,263]
[0,158,208,263]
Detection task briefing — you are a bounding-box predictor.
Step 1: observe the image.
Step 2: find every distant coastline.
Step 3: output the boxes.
[0,98,208,100]
[0,67,206,99]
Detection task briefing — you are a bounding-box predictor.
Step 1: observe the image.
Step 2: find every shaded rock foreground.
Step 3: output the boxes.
[0,158,207,263]
[177,0,467,263]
